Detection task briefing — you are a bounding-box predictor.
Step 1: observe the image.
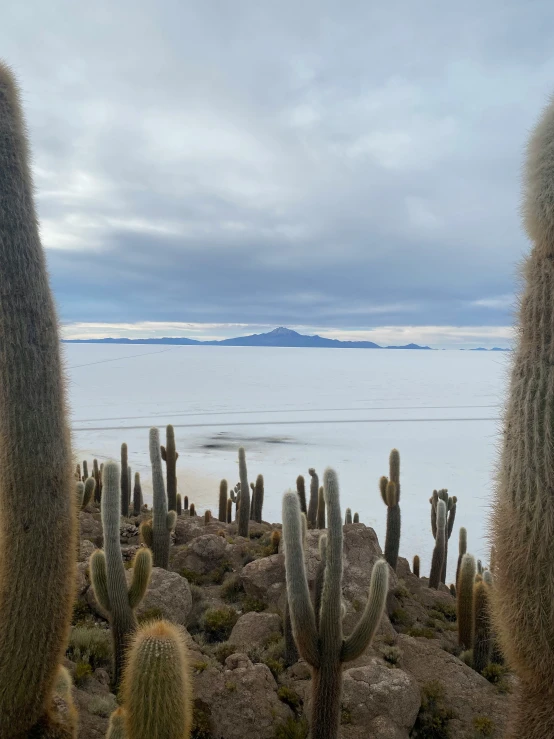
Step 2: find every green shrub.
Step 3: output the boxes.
[88,694,117,718]
[274,717,309,739]
[277,686,302,712]
[382,645,402,665]
[431,601,457,622]
[67,626,112,669]
[220,574,244,602]
[182,563,232,586]
[481,662,506,684]
[213,642,237,665]
[137,607,164,625]
[191,700,212,739]
[407,626,435,639]
[190,583,205,604]
[411,680,456,738]
[242,596,267,613]
[264,657,284,679]
[473,716,495,737]
[201,606,239,642]
[390,608,413,627]
[74,661,93,687]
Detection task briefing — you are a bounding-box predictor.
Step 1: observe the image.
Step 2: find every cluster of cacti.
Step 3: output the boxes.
[0,62,78,736]
[238,447,250,537]
[429,488,457,583]
[90,461,153,688]
[140,428,177,569]
[307,467,319,527]
[282,468,389,738]
[160,424,179,512]
[380,449,401,570]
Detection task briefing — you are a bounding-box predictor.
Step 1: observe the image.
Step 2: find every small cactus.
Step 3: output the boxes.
[296,474,307,515]
[121,443,129,517]
[218,480,228,522]
[307,468,319,528]
[252,474,264,523]
[429,500,446,589]
[160,424,178,512]
[317,485,326,528]
[204,510,212,524]
[271,529,281,554]
[413,555,420,578]
[189,503,196,517]
[380,449,402,571]
[457,553,476,649]
[184,495,189,511]
[176,493,182,516]
[345,508,352,525]
[237,448,250,537]
[121,620,193,739]
[353,512,359,524]
[107,707,127,739]
[93,458,102,503]
[83,460,89,481]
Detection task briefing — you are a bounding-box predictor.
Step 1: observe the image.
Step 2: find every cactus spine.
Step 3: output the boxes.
[0,63,78,737]
[237,447,250,537]
[120,444,129,517]
[142,428,176,569]
[160,424,178,512]
[457,553,476,649]
[252,474,264,523]
[218,479,228,522]
[121,620,193,739]
[489,101,554,737]
[133,472,142,517]
[296,474,307,515]
[429,499,446,589]
[473,579,491,674]
[413,555,420,578]
[282,468,389,739]
[90,461,152,689]
[307,467,319,528]
[380,449,401,571]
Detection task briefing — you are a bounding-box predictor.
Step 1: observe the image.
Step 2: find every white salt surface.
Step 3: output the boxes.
[66,344,508,583]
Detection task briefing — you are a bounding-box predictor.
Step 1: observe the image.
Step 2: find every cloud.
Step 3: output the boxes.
[1,0,551,339]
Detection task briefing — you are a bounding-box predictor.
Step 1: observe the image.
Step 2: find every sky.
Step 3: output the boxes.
[3,1,554,348]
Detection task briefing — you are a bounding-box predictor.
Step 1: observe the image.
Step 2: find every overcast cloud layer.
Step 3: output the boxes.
[3,0,554,347]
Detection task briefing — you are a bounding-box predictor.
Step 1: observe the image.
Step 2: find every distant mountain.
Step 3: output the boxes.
[467,347,511,352]
[64,326,433,350]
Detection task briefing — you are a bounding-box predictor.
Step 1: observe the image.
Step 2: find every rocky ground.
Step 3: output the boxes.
[70,508,510,738]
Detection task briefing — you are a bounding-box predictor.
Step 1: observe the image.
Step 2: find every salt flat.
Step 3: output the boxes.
[66,343,508,583]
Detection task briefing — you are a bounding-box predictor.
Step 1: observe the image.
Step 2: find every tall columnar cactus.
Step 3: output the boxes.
[429,489,457,583]
[218,479,228,522]
[176,494,182,516]
[93,458,102,504]
[160,424,178,512]
[307,467,319,528]
[490,106,554,732]
[227,498,232,523]
[457,553,476,650]
[296,474,307,515]
[429,500,446,589]
[82,476,96,509]
[413,555,420,578]
[141,428,177,569]
[184,495,189,511]
[380,449,402,570]
[83,460,89,481]
[353,512,359,523]
[90,461,152,689]
[106,708,127,739]
[121,620,193,739]
[473,579,491,674]
[317,486,326,529]
[282,468,389,739]
[0,63,78,737]
[456,527,467,586]
[133,472,142,517]
[237,447,250,537]
[121,443,129,517]
[252,474,264,523]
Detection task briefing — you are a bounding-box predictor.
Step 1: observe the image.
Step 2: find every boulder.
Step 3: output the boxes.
[241,554,285,605]
[229,612,281,649]
[171,534,228,575]
[79,511,103,547]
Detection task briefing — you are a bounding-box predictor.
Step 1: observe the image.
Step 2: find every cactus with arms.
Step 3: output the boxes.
[121,619,193,739]
[430,488,457,584]
[380,449,401,570]
[282,468,389,739]
[141,428,176,568]
[160,424,178,512]
[429,499,446,589]
[0,62,78,737]
[90,461,152,689]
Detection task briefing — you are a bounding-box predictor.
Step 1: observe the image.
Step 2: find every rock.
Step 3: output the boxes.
[75,561,90,598]
[171,535,228,575]
[241,554,285,605]
[340,659,420,737]
[398,634,509,737]
[225,652,252,670]
[194,660,292,739]
[229,612,281,649]
[120,522,139,542]
[79,511,103,547]
[173,517,225,545]
[78,539,96,564]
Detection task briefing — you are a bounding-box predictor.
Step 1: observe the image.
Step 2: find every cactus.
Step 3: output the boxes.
[75,463,81,481]
[144,428,176,569]
[429,489,456,583]
[76,482,85,508]
[120,444,129,517]
[456,527,467,586]
[226,498,232,523]
[83,460,89,481]
[380,449,402,571]
[90,461,152,689]
[413,555,420,578]
[429,500,446,589]
[317,486,326,528]
[160,424,178,512]
[237,447,250,537]
[449,583,457,597]
[457,553,476,649]
[204,510,212,524]
[82,477,95,510]
[0,63,79,737]
[345,508,352,525]
[282,468,389,739]
[133,473,142,517]
[218,480,228,522]
[477,559,483,575]
[176,494,182,516]
[353,512,359,524]
[121,620,193,739]
[252,474,264,523]
[189,503,196,517]
[296,474,307,515]
[307,468,319,528]
[473,580,491,674]
[106,708,127,739]
[271,530,281,554]
[93,458,102,504]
